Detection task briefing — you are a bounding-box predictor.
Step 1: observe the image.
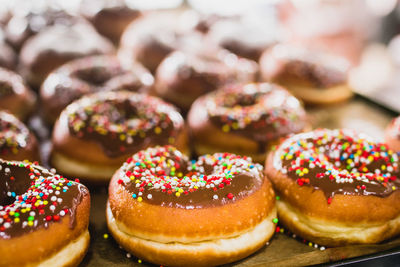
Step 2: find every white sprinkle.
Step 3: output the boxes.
[147,194,152,199]
[213,195,218,200]
[50,205,56,211]
[320,246,326,251]
[126,253,131,258]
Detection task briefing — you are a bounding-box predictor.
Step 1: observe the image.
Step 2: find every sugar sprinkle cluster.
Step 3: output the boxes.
[67,92,183,153]
[0,161,80,238]
[274,129,400,202]
[0,112,29,156]
[206,83,304,135]
[119,146,262,201]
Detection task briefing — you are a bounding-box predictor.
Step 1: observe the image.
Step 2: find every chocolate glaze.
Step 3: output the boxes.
[268,45,349,88]
[0,160,88,239]
[67,91,184,158]
[6,9,79,50]
[275,130,400,200]
[41,55,152,121]
[206,83,307,152]
[120,146,264,209]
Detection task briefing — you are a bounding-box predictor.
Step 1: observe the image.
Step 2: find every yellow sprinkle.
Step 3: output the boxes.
[9,211,14,216]
[56,187,60,190]
[135,180,140,183]
[14,218,20,223]
[381,165,386,170]
[21,209,26,213]
[130,176,134,180]
[232,122,239,129]
[154,127,162,134]
[43,201,48,205]
[12,147,18,154]
[119,134,126,141]
[194,186,198,189]
[138,260,142,264]
[175,192,181,197]
[103,234,109,239]
[222,124,230,132]
[393,186,397,190]
[168,137,175,144]
[308,242,313,247]
[137,197,143,202]
[178,188,183,193]
[286,155,293,160]
[28,221,33,226]
[303,169,309,174]
[177,172,183,177]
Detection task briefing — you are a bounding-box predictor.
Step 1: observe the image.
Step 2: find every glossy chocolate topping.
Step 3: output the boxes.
[0,112,31,156]
[119,146,264,209]
[41,56,152,121]
[6,9,79,50]
[205,83,307,151]
[0,160,88,239]
[66,91,184,158]
[267,45,349,88]
[273,129,400,201]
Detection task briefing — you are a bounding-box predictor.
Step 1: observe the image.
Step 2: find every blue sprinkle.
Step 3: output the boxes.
[132,194,137,198]
[11,192,16,197]
[250,165,254,168]
[135,162,141,166]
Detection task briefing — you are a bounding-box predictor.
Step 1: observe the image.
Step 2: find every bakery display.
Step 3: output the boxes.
[154,49,258,111]
[0,67,35,121]
[107,145,276,266]
[19,22,114,88]
[188,82,307,162]
[0,1,398,265]
[0,160,90,266]
[385,116,400,152]
[51,91,187,182]
[265,129,400,246]
[40,55,153,124]
[260,44,353,104]
[0,111,39,162]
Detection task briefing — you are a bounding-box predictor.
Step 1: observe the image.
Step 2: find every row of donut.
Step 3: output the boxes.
[3,125,400,266]
[0,3,355,104]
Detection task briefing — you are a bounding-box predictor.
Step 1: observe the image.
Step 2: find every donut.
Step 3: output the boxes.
[107,145,276,266]
[40,55,153,124]
[51,91,188,182]
[19,22,114,88]
[0,111,39,162]
[5,7,79,51]
[265,129,400,246]
[188,82,307,163]
[260,44,353,105]
[119,11,202,74]
[80,0,141,43]
[206,18,280,61]
[0,67,36,121]
[385,116,400,152]
[154,49,258,111]
[0,29,16,70]
[0,159,90,266]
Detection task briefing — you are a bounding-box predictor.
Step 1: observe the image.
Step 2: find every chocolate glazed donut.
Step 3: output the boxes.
[0,160,90,266]
[266,129,400,246]
[80,0,141,43]
[19,22,114,89]
[0,67,36,121]
[51,91,188,182]
[260,44,353,104]
[0,111,40,162]
[40,55,153,124]
[188,82,307,163]
[154,49,259,112]
[107,146,276,266]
